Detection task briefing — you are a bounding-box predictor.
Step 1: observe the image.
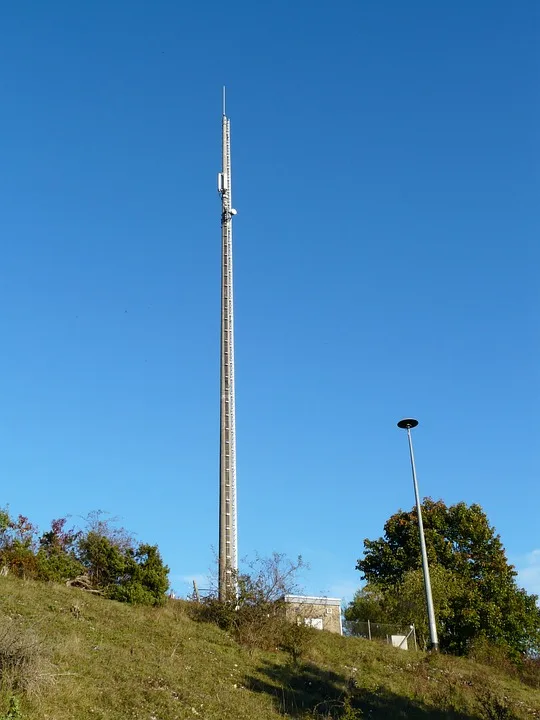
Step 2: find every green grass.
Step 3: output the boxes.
[0,575,538,719]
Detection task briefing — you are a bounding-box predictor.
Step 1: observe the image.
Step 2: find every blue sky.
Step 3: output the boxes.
[0,1,538,602]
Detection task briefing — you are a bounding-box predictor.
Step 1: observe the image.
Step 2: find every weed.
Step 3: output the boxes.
[477,689,519,720]
[0,696,22,720]
[341,696,363,719]
[310,695,363,719]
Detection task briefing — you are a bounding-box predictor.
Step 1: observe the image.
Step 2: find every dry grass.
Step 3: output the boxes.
[0,575,538,719]
[0,618,50,698]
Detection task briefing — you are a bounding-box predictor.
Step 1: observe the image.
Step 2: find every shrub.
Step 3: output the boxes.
[0,620,43,696]
[467,637,517,676]
[279,619,314,664]
[188,598,237,632]
[36,518,84,583]
[0,508,170,607]
[0,512,39,580]
[77,531,127,589]
[190,596,287,651]
[517,656,540,689]
[476,689,519,720]
[0,544,37,580]
[77,526,169,607]
[106,545,169,607]
[235,602,287,652]
[191,553,311,655]
[0,513,84,582]
[35,548,84,583]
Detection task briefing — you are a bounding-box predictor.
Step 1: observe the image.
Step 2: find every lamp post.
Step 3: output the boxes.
[397,418,439,651]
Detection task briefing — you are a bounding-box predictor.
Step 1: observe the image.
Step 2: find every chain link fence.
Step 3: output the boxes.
[343,620,417,650]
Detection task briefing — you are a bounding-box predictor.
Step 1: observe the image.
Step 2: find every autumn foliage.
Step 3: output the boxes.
[0,509,169,606]
[347,499,540,657]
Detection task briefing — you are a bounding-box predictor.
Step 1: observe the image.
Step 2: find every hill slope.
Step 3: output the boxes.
[0,576,538,719]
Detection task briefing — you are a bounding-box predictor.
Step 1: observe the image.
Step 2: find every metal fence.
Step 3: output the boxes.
[343,620,417,651]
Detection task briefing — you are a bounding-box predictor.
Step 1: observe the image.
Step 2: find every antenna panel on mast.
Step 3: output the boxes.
[217,172,228,193]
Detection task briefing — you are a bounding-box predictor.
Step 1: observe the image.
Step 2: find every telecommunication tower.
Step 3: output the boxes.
[217,88,238,601]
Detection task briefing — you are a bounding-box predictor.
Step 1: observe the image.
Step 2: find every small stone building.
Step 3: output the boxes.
[283,594,342,635]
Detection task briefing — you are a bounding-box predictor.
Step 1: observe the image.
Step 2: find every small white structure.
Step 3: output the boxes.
[284,595,343,635]
[390,634,408,650]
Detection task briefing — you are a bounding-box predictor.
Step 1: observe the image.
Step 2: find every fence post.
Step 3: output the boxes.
[367,619,371,641]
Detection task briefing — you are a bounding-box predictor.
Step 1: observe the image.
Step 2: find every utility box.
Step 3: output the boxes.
[283,595,342,635]
[390,634,408,650]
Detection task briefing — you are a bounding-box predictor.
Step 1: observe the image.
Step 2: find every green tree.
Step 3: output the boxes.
[77,521,169,606]
[348,499,540,656]
[36,518,84,582]
[107,544,170,606]
[390,565,466,650]
[344,585,390,626]
[77,531,127,588]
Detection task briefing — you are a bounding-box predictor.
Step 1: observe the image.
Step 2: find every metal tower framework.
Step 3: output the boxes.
[218,89,238,601]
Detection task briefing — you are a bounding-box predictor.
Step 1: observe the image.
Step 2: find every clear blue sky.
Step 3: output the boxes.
[0,1,538,601]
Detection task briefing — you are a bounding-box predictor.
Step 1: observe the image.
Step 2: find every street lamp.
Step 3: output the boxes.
[397,418,439,651]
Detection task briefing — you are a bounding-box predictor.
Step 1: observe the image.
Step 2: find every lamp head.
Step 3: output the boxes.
[397,418,419,430]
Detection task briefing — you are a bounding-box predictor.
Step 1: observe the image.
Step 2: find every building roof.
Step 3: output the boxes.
[283,594,342,607]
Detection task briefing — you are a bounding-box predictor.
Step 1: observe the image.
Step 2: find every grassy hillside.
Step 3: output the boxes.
[0,576,538,719]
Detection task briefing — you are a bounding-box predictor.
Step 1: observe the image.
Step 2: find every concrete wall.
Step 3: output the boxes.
[284,595,342,635]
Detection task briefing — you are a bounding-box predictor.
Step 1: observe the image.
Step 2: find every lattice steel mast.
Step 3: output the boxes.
[217,88,238,601]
